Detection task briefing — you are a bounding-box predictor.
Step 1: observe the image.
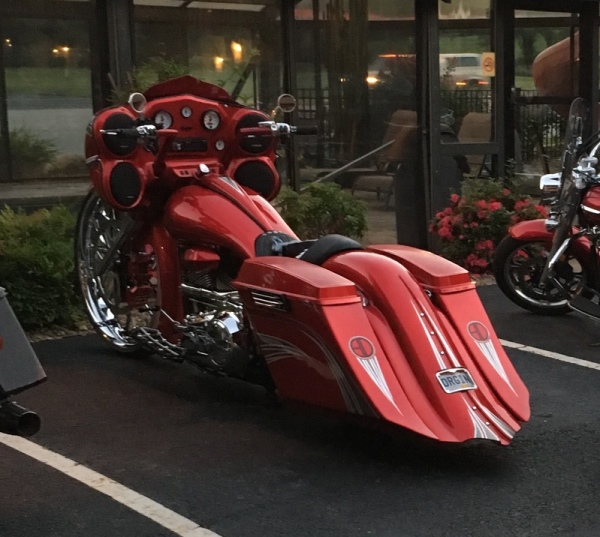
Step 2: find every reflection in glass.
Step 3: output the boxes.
[134,1,282,111]
[3,17,92,180]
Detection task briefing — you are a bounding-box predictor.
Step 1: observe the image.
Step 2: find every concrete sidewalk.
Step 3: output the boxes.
[0,178,90,211]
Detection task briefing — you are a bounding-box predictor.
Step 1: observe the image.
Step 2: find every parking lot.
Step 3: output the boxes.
[3,284,600,537]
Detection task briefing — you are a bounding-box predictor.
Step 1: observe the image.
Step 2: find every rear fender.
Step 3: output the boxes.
[323,250,529,444]
[236,251,528,444]
[234,256,443,440]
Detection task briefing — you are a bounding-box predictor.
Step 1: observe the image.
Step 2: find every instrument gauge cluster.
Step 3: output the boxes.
[148,101,230,155]
[154,110,173,129]
[202,110,221,131]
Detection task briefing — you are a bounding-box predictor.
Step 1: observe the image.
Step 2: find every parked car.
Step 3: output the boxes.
[439,53,490,89]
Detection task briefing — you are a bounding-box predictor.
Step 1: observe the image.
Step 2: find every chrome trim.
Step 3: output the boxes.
[250,290,288,311]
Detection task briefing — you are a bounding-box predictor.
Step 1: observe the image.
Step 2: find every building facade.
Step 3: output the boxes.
[0,0,598,246]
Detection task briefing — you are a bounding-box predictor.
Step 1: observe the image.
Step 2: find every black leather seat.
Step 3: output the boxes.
[254,232,362,266]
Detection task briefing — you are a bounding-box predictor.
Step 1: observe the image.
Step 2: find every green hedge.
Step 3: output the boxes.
[0,205,84,329]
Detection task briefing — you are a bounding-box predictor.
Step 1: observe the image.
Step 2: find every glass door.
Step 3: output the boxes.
[513,9,579,176]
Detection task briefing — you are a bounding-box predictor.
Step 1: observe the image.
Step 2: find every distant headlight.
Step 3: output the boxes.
[366,76,381,86]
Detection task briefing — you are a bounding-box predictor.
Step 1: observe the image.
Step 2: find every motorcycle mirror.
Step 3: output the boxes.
[128,92,147,116]
[277,94,297,114]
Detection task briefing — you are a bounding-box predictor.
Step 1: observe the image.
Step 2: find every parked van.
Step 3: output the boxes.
[439,53,490,89]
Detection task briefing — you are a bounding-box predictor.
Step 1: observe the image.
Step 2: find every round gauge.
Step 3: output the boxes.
[154,110,173,129]
[215,140,225,151]
[202,110,221,131]
[181,106,193,118]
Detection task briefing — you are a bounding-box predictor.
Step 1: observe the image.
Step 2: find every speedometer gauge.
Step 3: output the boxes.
[154,110,172,129]
[202,110,220,131]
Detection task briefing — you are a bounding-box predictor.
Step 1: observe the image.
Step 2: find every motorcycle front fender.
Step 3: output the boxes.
[507,219,592,259]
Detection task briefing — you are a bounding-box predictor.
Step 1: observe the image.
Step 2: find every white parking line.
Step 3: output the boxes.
[0,433,222,537]
[501,339,600,371]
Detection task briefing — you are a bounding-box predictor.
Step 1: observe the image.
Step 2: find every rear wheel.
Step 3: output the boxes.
[493,235,590,315]
[75,191,159,352]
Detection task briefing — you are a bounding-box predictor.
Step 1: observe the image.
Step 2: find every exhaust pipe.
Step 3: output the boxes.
[0,401,41,437]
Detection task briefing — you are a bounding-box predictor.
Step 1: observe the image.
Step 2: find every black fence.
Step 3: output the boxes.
[296,87,566,168]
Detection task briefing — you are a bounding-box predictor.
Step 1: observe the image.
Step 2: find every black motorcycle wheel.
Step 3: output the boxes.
[493,235,591,315]
[75,191,158,353]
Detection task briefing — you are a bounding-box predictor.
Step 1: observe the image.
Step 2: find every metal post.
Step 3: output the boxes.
[0,17,12,182]
[90,0,135,110]
[281,0,299,191]
[579,2,599,137]
[393,0,429,250]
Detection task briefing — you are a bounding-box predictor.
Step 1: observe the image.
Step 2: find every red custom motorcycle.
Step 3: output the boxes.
[77,75,529,445]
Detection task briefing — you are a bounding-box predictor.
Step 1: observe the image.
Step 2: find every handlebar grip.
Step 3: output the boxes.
[293,126,319,135]
[239,127,272,136]
[101,128,139,138]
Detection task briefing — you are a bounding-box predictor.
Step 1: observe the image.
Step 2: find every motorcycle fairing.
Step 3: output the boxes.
[507,219,591,258]
[144,75,237,105]
[235,252,529,444]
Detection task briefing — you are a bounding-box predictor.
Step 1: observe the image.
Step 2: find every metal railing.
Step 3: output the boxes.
[296,87,566,166]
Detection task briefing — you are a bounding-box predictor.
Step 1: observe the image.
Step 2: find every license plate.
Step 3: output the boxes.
[436,368,477,394]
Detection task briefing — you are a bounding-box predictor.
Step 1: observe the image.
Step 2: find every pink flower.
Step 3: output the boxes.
[437,226,454,240]
[475,200,487,209]
[488,201,502,212]
[503,188,511,196]
[475,240,494,252]
[450,193,460,204]
[477,210,487,219]
[514,200,530,212]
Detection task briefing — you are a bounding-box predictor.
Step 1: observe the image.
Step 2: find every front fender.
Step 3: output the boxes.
[508,219,554,241]
[507,219,592,259]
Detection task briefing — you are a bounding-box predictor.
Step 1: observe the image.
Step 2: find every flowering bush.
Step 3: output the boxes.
[430,178,547,274]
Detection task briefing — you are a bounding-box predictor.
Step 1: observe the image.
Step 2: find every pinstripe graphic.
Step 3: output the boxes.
[411,300,463,369]
[467,321,515,391]
[470,393,516,440]
[257,333,373,416]
[465,402,500,441]
[349,337,401,413]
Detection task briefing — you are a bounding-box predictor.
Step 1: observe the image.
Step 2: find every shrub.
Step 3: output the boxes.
[10,127,58,179]
[430,178,547,274]
[275,182,368,240]
[0,205,84,329]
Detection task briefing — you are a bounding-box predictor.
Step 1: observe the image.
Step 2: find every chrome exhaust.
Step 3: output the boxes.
[0,401,41,437]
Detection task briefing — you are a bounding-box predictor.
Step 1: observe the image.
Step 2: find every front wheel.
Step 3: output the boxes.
[493,235,591,315]
[75,191,159,352]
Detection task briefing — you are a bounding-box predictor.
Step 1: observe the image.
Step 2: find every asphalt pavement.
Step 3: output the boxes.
[3,285,600,537]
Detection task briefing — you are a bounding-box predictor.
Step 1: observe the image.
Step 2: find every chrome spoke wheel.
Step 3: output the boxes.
[76,192,157,351]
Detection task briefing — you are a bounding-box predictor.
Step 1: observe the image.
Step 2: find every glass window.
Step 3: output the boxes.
[293,1,417,244]
[438,0,493,148]
[293,0,416,165]
[133,0,282,112]
[2,17,92,180]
